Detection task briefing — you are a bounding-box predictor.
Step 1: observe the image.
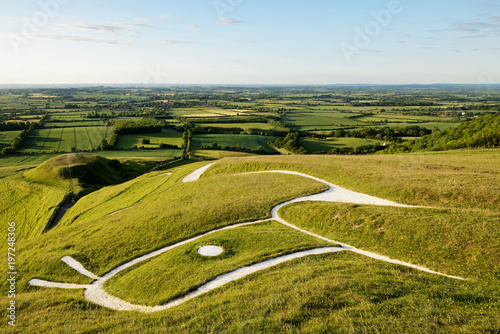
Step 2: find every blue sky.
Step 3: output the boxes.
[1,0,499,84]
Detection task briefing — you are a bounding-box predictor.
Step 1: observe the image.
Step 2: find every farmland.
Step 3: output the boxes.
[1,86,498,159]
[20,126,114,153]
[191,134,279,152]
[300,137,386,153]
[114,129,184,149]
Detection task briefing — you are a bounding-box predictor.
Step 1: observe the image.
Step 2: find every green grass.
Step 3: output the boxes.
[280,203,500,282]
[196,122,274,130]
[0,150,182,167]
[21,127,114,153]
[282,111,362,129]
[356,114,456,123]
[0,176,67,240]
[1,150,499,333]
[47,112,90,120]
[45,121,105,127]
[1,165,326,289]
[106,221,332,306]
[0,154,159,241]
[300,137,385,153]
[0,130,21,149]
[3,252,498,333]
[191,134,278,152]
[204,149,500,210]
[114,129,184,149]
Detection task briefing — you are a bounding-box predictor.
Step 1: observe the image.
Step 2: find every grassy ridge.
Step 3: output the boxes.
[4,252,498,333]
[0,154,159,241]
[203,149,500,210]
[281,203,500,282]
[106,221,333,306]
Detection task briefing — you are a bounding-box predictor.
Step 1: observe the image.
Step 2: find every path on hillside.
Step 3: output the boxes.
[29,163,464,313]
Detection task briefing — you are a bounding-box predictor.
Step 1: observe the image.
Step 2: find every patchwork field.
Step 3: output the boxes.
[195,122,274,131]
[114,129,184,149]
[191,134,279,152]
[300,137,386,153]
[0,86,498,333]
[21,127,114,153]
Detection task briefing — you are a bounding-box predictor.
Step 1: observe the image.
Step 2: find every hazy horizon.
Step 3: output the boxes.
[1,0,499,85]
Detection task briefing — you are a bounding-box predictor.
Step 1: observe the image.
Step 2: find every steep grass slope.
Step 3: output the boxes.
[0,153,158,241]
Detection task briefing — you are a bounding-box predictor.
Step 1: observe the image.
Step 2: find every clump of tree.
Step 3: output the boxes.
[181,130,193,159]
[159,143,180,149]
[331,144,385,155]
[382,114,500,153]
[325,125,432,142]
[270,132,307,154]
[268,119,290,132]
[111,119,162,135]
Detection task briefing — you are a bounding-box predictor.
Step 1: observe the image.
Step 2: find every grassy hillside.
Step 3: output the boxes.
[204,149,499,210]
[281,203,500,282]
[383,114,500,153]
[1,151,498,333]
[0,177,67,240]
[0,154,159,241]
[0,162,326,291]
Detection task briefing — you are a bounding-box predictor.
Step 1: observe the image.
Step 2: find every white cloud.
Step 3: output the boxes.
[163,39,196,45]
[23,34,134,45]
[218,18,241,26]
[63,23,139,36]
[135,18,154,23]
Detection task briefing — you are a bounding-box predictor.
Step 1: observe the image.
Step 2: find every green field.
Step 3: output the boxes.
[0,150,183,167]
[0,130,21,149]
[45,121,105,127]
[46,112,90,120]
[300,137,386,153]
[282,111,362,129]
[196,122,274,130]
[169,108,238,118]
[21,127,114,153]
[114,129,184,149]
[192,134,279,152]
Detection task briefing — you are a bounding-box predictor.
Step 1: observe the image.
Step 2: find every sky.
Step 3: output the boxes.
[0,0,499,85]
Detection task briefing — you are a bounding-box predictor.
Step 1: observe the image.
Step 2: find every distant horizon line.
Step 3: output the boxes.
[1,83,500,89]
